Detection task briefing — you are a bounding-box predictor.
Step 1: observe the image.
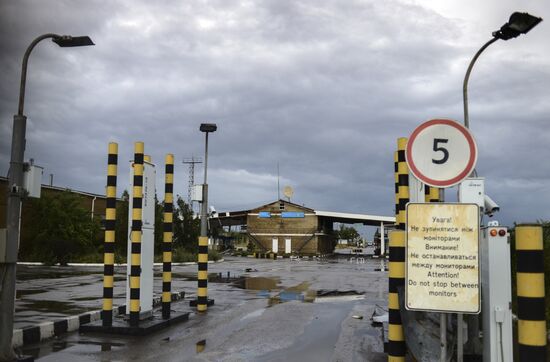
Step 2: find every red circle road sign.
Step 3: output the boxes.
[405,119,477,188]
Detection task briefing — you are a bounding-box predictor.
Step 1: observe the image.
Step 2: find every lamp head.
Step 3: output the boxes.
[493,12,542,40]
[53,35,94,47]
[200,123,217,133]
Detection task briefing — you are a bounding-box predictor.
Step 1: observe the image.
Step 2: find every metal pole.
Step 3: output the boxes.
[515,224,546,361]
[201,133,209,237]
[197,132,209,312]
[102,142,118,327]
[440,314,447,362]
[380,221,385,271]
[1,33,59,361]
[463,37,498,129]
[162,154,174,319]
[129,142,144,327]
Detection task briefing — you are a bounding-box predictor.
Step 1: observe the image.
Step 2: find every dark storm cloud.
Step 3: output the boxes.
[1,0,549,233]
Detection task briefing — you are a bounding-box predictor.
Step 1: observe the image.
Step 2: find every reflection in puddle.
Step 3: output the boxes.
[196,339,206,353]
[52,341,68,352]
[237,278,364,307]
[170,272,220,281]
[15,289,45,298]
[235,279,318,306]
[21,300,87,315]
[233,277,280,291]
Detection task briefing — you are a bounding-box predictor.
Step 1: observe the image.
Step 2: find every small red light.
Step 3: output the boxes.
[490,229,498,237]
[498,229,507,237]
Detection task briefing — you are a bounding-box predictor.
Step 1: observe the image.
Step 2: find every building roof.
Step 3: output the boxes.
[314,210,395,226]
[0,176,113,200]
[213,199,395,227]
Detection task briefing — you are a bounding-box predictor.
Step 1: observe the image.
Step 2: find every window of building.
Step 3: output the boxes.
[279,202,285,210]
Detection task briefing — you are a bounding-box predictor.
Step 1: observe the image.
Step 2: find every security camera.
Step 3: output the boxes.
[209,206,217,216]
[483,195,500,217]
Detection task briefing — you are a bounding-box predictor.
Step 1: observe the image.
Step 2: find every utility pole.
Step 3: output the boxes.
[1,33,94,361]
[182,156,202,213]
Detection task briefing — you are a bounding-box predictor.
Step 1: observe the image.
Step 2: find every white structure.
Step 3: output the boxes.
[126,159,156,318]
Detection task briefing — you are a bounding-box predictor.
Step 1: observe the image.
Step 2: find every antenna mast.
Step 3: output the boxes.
[277,162,280,200]
[183,156,202,212]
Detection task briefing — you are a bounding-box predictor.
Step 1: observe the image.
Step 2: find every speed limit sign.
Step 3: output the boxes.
[406,119,477,188]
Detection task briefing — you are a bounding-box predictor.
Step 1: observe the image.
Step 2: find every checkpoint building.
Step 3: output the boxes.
[212,199,395,255]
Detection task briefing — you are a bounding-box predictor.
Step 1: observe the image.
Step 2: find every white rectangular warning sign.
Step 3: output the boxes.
[405,203,480,313]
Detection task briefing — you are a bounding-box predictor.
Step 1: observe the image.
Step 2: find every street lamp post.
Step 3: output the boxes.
[459,12,541,362]
[195,123,217,313]
[199,123,217,237]
[463,12,542,129]
[0,33,93,361]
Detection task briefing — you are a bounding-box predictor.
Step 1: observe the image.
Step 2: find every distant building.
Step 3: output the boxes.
[212,199,394,256]
[0,176,113,245]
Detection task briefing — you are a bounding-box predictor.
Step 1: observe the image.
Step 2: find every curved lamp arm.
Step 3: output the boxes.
[18,33,61,116]
[462,37,499,129]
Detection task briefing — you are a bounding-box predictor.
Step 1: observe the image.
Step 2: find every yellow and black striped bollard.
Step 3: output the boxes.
[197,236,209,312]
[102,142,118,327]
[388,230,406,361]
[388,137,408,361]
[395,137,409,230]
[162,154,174,319]
[129,142,144,327]
[515,224,546,361]
[424,185,441,203]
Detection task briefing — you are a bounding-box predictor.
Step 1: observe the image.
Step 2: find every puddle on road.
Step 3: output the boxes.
[24,340,125,358]
[17,268,99,281]
[234,277,363,306]
[20,300,87,315]
[257,303,353,362]
[170,272,223,282]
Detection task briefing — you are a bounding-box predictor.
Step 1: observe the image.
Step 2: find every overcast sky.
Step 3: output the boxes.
[1,0,549,236]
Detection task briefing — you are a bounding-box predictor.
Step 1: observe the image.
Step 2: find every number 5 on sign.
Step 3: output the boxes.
[406,119,477,188]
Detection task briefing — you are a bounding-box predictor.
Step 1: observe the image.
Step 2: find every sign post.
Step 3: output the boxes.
[405,119,479,362]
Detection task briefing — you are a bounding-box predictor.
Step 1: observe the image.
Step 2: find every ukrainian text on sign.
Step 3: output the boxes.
[406,203,480,313]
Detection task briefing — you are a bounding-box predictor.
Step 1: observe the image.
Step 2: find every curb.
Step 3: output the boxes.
[13,291,186,348]
[17,259,225,267]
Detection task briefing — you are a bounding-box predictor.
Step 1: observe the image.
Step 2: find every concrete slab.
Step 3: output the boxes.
[80,311,190,336]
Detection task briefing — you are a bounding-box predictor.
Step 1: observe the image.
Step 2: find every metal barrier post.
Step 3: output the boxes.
[388,137,408,361]
[162,154,174,319]
[389,230,406,361]
[102,142,118,327]
[516,224,547,361]
[129,142,144,327]
[197,236,209,312]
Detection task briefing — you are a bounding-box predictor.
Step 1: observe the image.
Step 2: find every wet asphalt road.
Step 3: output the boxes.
[16,256,388,361]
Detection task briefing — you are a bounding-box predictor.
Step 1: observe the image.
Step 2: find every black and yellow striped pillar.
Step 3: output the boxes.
[424,185,441,203]
[515,224,547,361]
[388,137,408,361]
[388,230,406,361]
[102,142,118,327]
[395,137,409,230]
[197,235,209,312]
[129,142,144,327]
[162,154,174,319]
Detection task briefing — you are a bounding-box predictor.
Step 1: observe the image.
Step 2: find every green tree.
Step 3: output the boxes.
[154,195,164,254]
[114,190,129,257]
[337,225,360,245]
[173,196,200,252]
[25,191,99,265]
